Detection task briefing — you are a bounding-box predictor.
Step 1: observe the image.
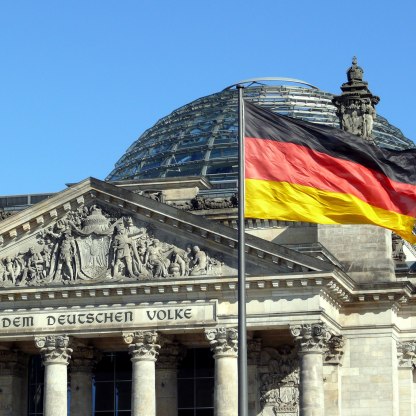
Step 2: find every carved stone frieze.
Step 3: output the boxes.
[397,341,416,368]
[35,334,72,365]
[123,330,160,361]
[205,327,238,357]
[259,345,299,416]
[0,350,26,376]
[290,323,332,353]
[169,194,238,211]
[0,204,224,287]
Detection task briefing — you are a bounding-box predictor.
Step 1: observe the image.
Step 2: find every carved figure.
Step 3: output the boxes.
[144,239,171,278]
[54,231,78,281]
[190,245,207,276]
[20,247,46,285]
[111,224,139,278]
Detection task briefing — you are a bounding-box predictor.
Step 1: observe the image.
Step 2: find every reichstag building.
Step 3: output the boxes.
[0,59,416,416]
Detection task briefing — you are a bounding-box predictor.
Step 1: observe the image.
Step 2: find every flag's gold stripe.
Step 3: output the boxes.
[245,178,416,243]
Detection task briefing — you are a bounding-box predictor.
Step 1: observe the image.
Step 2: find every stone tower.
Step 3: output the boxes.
[332,57,380,142]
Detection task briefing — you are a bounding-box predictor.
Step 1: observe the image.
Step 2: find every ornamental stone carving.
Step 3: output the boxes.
[169,194,238,211]
[290,323,332,353]
[259,346,299,416]
[123,330,160,361]
[35,334,72,365]
[324,335,344,365]
[0,204,224,287]
[397,341,416,368]
[205,327,238,357]
[332,57,380,142]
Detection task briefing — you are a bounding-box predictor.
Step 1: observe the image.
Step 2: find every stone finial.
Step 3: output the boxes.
[332,57,380,142]
[290,323,332,353]
[397,341,416,368]
[205,327,238,357]
[35,334,72,365]
[123,330,160,361]
[347,56,364,82]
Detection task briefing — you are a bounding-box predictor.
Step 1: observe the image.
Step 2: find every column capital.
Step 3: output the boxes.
[290,323,332,354]
[35,334,72,365]
[123,330,160,362]
[324,335,345,365]
[0,349,26,377]
[205,327,238,358]
[397,340,416,368]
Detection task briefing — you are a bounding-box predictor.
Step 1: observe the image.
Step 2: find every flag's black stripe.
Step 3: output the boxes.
[244,101,416,185]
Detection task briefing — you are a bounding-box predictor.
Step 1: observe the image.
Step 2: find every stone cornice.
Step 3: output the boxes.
[0,272,414,309]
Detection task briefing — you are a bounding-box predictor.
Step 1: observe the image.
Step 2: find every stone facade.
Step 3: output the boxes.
[0,177,416,415]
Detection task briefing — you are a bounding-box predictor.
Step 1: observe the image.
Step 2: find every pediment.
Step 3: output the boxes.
[0,178,335,289]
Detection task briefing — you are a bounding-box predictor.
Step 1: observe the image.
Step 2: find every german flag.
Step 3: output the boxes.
[244,101,416,243]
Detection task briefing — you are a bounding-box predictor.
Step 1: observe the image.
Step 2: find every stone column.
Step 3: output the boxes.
[70,343,98,416]
[291,323,332,416]
[323,335,344,416]
[35,335,72,416]
[397,341,416,416]
[0,349,27,416]
[205,327,238,416]
[123,330,160,416]
[156,339,185,416]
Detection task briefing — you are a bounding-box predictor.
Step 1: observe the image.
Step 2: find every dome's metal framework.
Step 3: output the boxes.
[107,80,415,185]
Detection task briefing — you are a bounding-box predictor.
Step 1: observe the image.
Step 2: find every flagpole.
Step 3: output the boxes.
[237,84,248,416]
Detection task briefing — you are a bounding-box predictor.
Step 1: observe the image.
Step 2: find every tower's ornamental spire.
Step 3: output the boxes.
[332,57,380,142]
[347,56,364,82]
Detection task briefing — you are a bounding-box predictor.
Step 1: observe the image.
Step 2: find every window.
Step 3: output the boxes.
[93,352,132,415]
[177,348,214,416]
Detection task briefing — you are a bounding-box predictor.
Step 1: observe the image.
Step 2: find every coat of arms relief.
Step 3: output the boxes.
[0,204,224,287]
[260,346,299,416]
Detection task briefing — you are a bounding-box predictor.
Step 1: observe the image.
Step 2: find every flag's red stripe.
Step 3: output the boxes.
[245,137,416,217]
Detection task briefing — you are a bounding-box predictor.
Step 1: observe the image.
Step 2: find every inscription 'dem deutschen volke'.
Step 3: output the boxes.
[0,303,215,333]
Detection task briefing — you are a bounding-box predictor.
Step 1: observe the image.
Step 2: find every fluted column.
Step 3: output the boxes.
[0,349,27,416]
[205,327,238,416]
[35,335,72,416]
[123,330,160,416]
[397,341,416,416]
[70,343,98,416]
[156,339,185,416]
[291,323,332,416]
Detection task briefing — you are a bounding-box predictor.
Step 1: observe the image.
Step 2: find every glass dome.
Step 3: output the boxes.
[107,79,415,185]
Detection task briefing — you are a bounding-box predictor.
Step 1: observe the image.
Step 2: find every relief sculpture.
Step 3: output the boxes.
[0,205,223,287]
[260,346,299,416]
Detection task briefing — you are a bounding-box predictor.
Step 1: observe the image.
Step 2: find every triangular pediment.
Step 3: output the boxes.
[0,178,335,289]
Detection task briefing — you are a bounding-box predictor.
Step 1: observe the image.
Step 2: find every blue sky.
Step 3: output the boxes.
[1,0,415,195]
